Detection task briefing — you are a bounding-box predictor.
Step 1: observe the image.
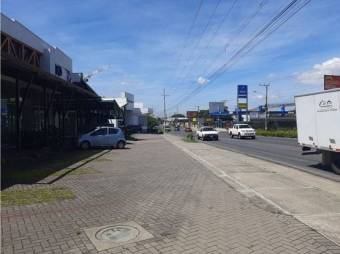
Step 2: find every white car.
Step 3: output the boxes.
[196,127,219,141]
[229,124,256,139]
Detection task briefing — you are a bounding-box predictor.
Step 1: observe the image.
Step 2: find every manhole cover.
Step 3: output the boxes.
[95,225,139,242]
[84,221,154,251]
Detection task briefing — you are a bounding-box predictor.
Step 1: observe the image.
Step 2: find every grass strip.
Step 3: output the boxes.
[1,186,75,206]
[256,129,297,138]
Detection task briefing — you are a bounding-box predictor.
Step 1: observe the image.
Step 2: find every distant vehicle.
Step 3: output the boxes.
[165,126,171,132]
[229,124,256,139]
[295,89,340,174]
[78,127,126,150]
[175,126,180,131]
[184,127,192,132]
[196,127,219,141]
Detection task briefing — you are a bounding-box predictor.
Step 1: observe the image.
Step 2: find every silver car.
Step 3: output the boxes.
[78,126,126,150]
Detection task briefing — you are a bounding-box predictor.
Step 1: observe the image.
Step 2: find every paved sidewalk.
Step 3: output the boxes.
[1,134,340,254]
[165,134,340,246]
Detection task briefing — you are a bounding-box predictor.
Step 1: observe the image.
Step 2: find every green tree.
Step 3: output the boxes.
[147,115,160,129]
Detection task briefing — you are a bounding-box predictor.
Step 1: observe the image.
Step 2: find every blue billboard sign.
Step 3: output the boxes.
[237,85,248,98]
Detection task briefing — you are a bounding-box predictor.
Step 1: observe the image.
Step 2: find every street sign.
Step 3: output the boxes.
[237,85,248,98]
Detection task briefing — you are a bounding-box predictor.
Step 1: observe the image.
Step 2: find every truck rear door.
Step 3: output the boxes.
[295,95,317,147]
[314,90,340,151]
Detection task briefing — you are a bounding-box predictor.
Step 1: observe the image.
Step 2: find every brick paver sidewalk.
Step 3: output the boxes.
[1,134,340,254]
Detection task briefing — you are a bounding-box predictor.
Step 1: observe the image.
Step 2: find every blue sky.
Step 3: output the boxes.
[2,0,340,116]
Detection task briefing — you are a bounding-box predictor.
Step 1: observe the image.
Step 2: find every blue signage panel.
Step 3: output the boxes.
[237,85,248,98]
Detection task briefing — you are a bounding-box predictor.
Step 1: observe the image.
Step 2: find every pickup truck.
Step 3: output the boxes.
[196,127,219,141]
[229,124,256,139]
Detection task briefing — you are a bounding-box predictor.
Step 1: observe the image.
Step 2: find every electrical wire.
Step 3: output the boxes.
[168,0,311,110]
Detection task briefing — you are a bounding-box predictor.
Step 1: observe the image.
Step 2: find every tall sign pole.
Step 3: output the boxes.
[259,83,270,131]
[237,85,248,122]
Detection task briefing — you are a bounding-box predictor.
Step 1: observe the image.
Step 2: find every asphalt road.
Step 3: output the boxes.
[171,130,340,182]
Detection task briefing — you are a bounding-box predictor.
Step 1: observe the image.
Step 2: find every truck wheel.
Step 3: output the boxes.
[331,152,340,175]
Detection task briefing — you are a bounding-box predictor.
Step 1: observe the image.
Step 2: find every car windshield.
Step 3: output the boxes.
[203,128,214,131]
[238,125,250,129]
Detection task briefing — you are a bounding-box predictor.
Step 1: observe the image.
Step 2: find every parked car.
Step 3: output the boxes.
[196,127,219,141]
[229,124,256,139]
[165,126,171,132]
[184,127,192,132]
[78,126,126,150]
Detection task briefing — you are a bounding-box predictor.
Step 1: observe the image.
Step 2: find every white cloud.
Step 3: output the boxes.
[197,76,209,85]
[297,57,340,84]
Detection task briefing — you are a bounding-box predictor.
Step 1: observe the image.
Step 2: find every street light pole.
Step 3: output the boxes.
[259,83,270,131]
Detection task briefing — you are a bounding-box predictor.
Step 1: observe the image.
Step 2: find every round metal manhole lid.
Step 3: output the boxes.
[95,225,140,243]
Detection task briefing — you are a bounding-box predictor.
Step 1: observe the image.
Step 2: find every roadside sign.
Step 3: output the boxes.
[237,85,248,98]
[238,103,247,109]
[324,75,340,90]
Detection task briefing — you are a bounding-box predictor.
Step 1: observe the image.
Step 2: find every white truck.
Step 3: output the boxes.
[228,124,256,139]
[295,88,340,174]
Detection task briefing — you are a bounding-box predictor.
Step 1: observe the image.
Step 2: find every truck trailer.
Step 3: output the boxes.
[295,88,340,174]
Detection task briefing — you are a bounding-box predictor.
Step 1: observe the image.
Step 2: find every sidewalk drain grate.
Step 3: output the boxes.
[84,221,153,251]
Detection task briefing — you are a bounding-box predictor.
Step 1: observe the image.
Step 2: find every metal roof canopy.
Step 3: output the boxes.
[1,53,99,99]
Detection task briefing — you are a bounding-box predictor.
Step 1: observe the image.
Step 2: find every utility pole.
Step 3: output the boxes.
[162,88,169,134]
[259,83,270,131]
[197,105,200,128]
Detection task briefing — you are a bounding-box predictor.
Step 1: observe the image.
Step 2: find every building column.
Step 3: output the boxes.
[15,77,21,150]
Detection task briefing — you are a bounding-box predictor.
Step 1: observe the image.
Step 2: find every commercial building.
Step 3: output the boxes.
[208,101,231,128]
[249,103,296,120]
[113,92,153,131]
[1,13,122,151]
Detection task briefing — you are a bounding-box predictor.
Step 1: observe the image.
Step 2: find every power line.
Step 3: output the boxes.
[172,0,223,92]
[202,0,266,77]
[185,0,238,84]
[169,0,264,108]
[171,0,204,82]
[168,0,310,110]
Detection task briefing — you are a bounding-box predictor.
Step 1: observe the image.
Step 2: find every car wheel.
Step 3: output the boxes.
[238,133,242,139]
[252,136,256,139]
[215,137,219,141]
[117,141,126,149]
[80,141,90,150]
